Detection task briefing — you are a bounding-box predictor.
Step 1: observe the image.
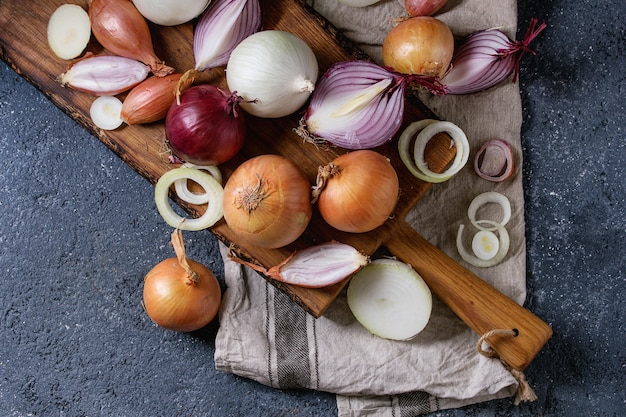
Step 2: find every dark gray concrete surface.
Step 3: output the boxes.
[1,1,624,416]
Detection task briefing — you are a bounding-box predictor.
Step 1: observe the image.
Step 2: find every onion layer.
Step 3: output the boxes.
[312,150,399,233]
[398,119,470,183]
[347,259,432,340]
[154,167,224,231]
[222,154,313,249]
[474,139,515,182]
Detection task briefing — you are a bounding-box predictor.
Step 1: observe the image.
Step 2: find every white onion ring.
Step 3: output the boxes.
[467,191,511,231]
[155,167,224,231]
[398,119,470,183]
[173,163,223,205]
[456,220,510,268]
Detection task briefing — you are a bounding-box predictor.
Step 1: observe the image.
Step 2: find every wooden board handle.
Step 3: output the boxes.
[385,223,552,371]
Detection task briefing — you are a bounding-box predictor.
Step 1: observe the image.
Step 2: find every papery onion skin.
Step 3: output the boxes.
[165,84,246,165]
[121,73,182,125]
[143,257,221,332]
[132,0,210,26]
[222,154,313,249]
[89,0,174,76]
[313,150,399,233]
[382,16,454,78]
[226,30,319,118]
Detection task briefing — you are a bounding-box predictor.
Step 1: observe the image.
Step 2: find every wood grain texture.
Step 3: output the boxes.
[0,0,550,370]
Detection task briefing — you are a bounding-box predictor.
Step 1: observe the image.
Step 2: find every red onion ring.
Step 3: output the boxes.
[473,139,514,182]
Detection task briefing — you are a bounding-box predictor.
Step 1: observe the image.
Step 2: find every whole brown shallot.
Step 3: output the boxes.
[121,73,182,125]
[89,0,174,77]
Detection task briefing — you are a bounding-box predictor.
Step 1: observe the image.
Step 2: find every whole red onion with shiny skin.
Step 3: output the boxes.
[165,85,246,165]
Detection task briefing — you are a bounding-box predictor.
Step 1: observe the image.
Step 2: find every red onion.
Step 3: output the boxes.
[295,60,443,150]
[442,18,547,95]
[193,0,261,71]
[165,85,246,165]
[473,139,514,182]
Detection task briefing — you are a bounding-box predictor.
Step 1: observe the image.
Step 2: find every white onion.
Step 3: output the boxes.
[132,0,211,26]
[347,259,432,340]
[226,30,319,118]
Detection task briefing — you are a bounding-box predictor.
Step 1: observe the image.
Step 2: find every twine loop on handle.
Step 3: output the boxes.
[477,329,538,405]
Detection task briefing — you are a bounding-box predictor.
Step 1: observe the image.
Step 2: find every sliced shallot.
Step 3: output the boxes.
[457,220,510,268]
[474,139,515,182]
[59,54,150,96]
[228,242,369,288]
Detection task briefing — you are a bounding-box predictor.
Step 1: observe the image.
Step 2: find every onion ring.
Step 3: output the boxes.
[398,119,470,183]
[467,191,511,231]
[174,163,223,205]
[456,220,510,268]
[155,167,224,231]
[474,139,514,182]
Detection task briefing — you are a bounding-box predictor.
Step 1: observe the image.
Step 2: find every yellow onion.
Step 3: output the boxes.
[382,16,454,78]
[143,228,221,332]
[121,73,182,125]
[222,154,313,249]
[312,150,399,233]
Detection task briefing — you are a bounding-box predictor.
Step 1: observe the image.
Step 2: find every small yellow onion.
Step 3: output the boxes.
[382,16,454,77]
[312,150,399,233]
[222,154,313,249]
[143,229,221,332]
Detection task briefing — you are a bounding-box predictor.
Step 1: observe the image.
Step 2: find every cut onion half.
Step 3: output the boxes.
[90,96,123,130]
[155,167,224,231]
[47,4,92,60]
[398,119,469,183]
[347,259,432,340]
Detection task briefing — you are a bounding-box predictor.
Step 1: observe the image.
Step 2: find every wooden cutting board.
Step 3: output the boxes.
[0,0,551,371]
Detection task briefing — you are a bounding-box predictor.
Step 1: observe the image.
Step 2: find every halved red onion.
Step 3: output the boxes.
[474,139,515,182]
[193,0,261,71]
[295,61,439,150]
[442,18,547,95]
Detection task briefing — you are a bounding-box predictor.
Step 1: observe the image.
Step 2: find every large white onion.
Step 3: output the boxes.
[226,30,319,118]
[132,0,211,26]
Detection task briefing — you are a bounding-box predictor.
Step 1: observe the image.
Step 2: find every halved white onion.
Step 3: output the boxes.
[89,96,123,131]
[47,4,91,60]
[457,220,510,268]
[467,191,511,231]
[398,119,470,183]
[173,163,223,205]
[155,167,224,231]
[347,259,432,340]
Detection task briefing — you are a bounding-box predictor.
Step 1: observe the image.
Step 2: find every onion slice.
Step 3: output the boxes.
[155,167,224,231]
[398,119,470,182]
[474,139,515,182]
[347,259,432,340]
[90,96,123,130]
[468,191,511,231]
[457,221,510,268]
[47,4,91,60]
[228,242,369,288]
[174,163,223,205]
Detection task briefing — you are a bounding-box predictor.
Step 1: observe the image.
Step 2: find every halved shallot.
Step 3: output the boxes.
[228,242,369,288]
